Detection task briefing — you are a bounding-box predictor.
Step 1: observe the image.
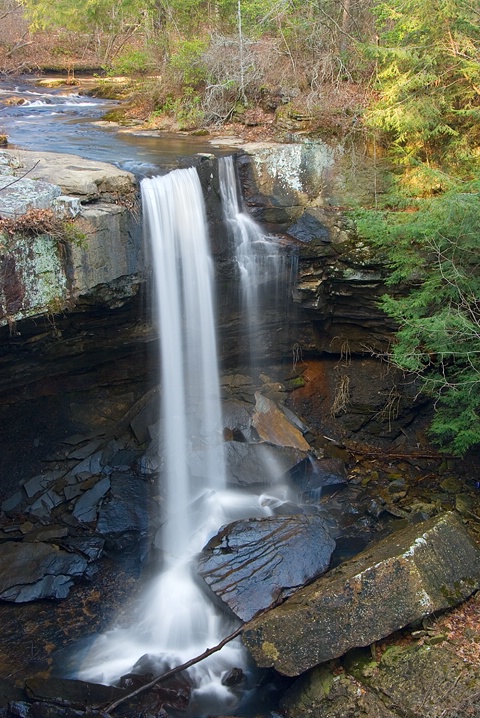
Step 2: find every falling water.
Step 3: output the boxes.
[218,155,286,369]
[77,167,257,712]
[143,167,226,560]
[77,162,296,714]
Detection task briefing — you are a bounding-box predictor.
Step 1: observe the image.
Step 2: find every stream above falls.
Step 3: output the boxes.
[0,77,234,175]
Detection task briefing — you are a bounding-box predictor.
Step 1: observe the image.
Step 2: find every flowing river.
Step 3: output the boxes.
[0,77,232,174]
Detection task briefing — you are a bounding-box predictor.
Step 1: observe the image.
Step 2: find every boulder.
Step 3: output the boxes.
[197,514,335,621]
[282,618,480,718]
[242,512,480,675]
[252,393,310,451]
[224,441,308,487]
[0,542,88,602]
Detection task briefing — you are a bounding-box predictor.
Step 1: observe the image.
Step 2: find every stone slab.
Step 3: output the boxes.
[197,514,336,621]
[0,149,135,200]
[242,512,480,675]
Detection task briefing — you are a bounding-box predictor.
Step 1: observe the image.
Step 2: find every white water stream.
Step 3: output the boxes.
[77,165,285,713]
[218,156,285,370]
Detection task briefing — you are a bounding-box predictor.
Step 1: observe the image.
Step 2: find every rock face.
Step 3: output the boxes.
[237,144,394,355]
[242,512,480,676]
[197,514,336,621]
[0,150,142,329]
[0,541,88,602]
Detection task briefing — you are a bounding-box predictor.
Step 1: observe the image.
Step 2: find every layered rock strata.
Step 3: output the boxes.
[242,512,480,675]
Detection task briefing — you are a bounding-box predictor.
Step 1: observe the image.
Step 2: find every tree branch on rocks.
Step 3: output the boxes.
[101,625,244,715]
[0,160,40,192]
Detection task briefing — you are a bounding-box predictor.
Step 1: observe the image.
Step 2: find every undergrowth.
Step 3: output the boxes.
[0,208,86,247]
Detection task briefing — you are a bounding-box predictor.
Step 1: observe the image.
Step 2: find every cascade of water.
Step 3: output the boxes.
[77,168,252,710]
[143,167,226,561]
[218,155,285,369]
[77,163,294,714]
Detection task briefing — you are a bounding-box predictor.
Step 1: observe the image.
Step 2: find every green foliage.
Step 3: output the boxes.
[160,87,204,128]
[356,186,480,455]
[169,39,208,87]
[109,49,153,75]
[365,0,480,186]
[20,0,145,33]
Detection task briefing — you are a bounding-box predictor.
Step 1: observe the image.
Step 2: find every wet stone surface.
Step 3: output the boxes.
[197,514,336,620]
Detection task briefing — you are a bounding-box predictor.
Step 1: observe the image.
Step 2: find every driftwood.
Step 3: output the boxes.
[101,624,244,714]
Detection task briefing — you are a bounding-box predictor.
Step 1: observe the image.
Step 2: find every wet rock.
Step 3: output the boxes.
[224,442,308,487]
[120,658,192,712]
[242,512,480,675]
[22,472,65,500]
[27,489,64,520]
[0,542,88,602]
[287,457,347,500]
[68,454,104,480]
[22,526,69,542]
[222,399,254,441]
[96,472,149,551]
[7,702,32,718]
[61,537,104,562]
[24,677,125,709]
[72,477,110,523]
[197,514,335,620]
[221,668,244,687]
[252,394,310,451]
[67,441,104,462]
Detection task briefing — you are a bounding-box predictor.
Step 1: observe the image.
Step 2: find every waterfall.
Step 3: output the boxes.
[218,155,285,369]
[143,167,226,561]
[77,167,250,712]
[77,161,292,714]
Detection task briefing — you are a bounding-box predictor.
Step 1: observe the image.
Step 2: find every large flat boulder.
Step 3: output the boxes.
[252,393,310,451]
[1,149,136,200]
[197,514,336,621]
[242,512,480,675]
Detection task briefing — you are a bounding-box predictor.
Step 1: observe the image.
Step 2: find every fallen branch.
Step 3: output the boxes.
[352,449,453,460]
[101,624,244,714]
[0,160,41,193]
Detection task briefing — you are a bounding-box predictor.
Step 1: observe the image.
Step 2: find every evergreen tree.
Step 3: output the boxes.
[356,186,480,455]
[366,0,480,190]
